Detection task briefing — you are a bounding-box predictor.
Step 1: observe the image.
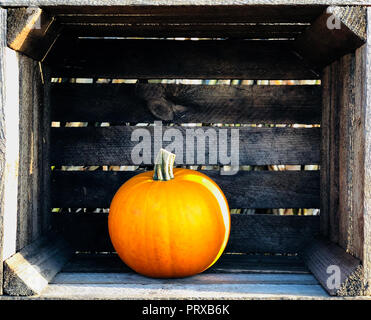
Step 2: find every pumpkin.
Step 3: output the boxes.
[108,148,230,278]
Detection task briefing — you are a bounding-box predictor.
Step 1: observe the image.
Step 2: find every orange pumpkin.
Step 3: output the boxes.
[108,148,230,278]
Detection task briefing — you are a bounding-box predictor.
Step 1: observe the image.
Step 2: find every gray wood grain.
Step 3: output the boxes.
[61,23,308,39]
[51,170,320,209]
[16,54,43,251]
[294,6,366,68]
[61,252,310,274]
[40,282,328,299]
[45,4,325,22]
[363,7,371,297]
[50,126,321,166]
[0,7,7,296]
[45,39,320,79]
[338,53,360,258]
[52,213,320,254]
[321,60,341,243]
[51,272,319,285]
[51,83,322,124]
[320,63,330,238]
[301,238,364,296]
[6,8,62,61]
[41,66,53,238]
[3,232,73,296]
[0,1,366,6]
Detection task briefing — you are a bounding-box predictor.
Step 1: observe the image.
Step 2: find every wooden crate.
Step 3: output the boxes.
[0,1,370,300]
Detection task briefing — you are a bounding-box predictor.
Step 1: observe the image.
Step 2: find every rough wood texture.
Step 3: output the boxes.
[7,7,62,61]
[0,1,366,6]
[41,281,328,299]
[3,232,73,296]
[52,272,319,285]
[51,83,322,124]
[62,252,310,274]
[45,39,320,79]
[61,23,308,39]
[320,61,341,244]
[45,5,325,22]
[363,7,371,297]
[318,8,370,296]
[51,170,320,209]
[0,7,7,296]
[15,54,45,251]
[338,53,363,259]
[294,6,366,69]
[301,238,364,296]
[320,62,330,238]
[41,66,53,239]
[50,5,323,38]
[52,213,320,254]
[50,126,321,166]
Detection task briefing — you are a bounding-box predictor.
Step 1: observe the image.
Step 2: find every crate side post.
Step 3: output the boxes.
[315,7,371,296]
[337,7,371,295]
[361,7,371,296]
[0,7,7,296]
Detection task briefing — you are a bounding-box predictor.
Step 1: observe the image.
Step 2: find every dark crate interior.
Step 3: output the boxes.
[1,4,369,299]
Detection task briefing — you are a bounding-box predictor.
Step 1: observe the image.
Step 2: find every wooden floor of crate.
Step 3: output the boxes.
[40,253,329,299]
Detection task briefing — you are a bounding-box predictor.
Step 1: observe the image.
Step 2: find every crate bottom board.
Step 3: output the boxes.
[40,253,329,299]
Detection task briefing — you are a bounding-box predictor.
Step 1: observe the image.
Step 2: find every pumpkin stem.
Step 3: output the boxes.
[153,148,176,181]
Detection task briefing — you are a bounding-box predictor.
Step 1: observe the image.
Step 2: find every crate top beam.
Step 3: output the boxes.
[0,0,369,6]
[5,4,367,70]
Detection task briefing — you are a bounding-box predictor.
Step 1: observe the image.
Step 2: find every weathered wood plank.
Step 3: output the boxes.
[329,60,341,244]
[3,232,73,296]
[41,282,328,299]
[52,272,319,285]
[45,39,320,79]
[320,60,341,243]
[338,53,359,257]
[320,63,330,238]
[50,126,321,166]
[51,83,322,124]
[51,170,320,209]
[1,46,21,262]
[41,66,53,237]
[16,54,44,251]
[61,23,307,39]
[294,6,366,69]
[61,252,310,274]
[52,213,320,254]
[7,7,62,61]
[362,7,371,297]
[0,7,7,296]
[227,214,319,254]
[301,238,364,296]
[1,48,52,270]
[46,5,325,23]
[336,8,371,296]
[0,1,365,6]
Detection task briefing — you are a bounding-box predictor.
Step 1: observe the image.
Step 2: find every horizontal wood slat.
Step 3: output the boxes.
[45,39,320,79]
[51,170,320,209]
[52,272,318,285]
[51,83,322,124]
[61,23,308,39]
[47,5,325,23]
[52,213,320,254]
[50,126,321,166]
[61,252,310,274]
